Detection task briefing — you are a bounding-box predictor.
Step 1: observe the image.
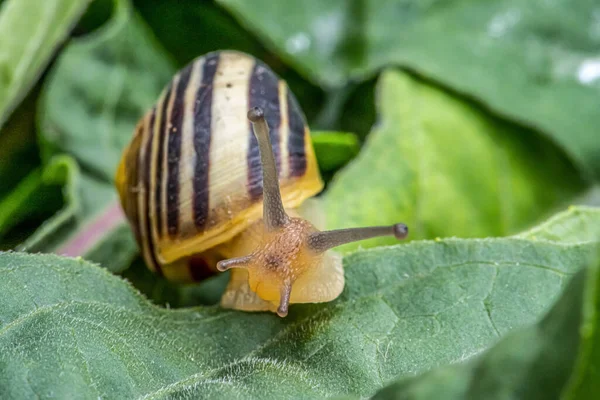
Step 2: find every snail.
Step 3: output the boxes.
[115,50,408,317]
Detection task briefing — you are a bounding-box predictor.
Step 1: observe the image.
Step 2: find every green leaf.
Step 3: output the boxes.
[0,66,59,248]
[0,91,39,199]
[18,156,136,274]
[0,0,92,128]
[0,171,42,237]
[0,207,599,398]
[563,266,600,399]
[0,87,52,247]
[323,69,585,251]
[38,0,176,181]
[516,205,600,244]
[0,169,62,242]
[573,185,600,208]
[217,0,600,180]
[370,249,600,400]
[311,131,360,172]
[0,102,59,245]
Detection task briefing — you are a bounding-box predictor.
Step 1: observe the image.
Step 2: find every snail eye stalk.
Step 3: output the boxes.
[307,224,409,253]
[247,107,289,230]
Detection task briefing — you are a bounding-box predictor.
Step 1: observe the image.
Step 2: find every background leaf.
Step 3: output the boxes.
[311,131,360,173]
[0,84,58,249]
[311,131,360,185]
[38,0,175,181]
[0,0,92,128]
[217,0,600,180]
[18,156,136,274]
[516,205,600,243]
[0,92,39,199]
[0,207,598,399]
[323,69,585,251]
[0,169,62,245]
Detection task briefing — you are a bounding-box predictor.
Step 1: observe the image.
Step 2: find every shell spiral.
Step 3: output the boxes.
[115,51,323,281]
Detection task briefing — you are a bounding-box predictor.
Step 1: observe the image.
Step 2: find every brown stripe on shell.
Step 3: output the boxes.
[287,88,307,177]
[247,59,282,200]
[193,52,220,229]
[140,108,163,276]
[166,64,193,237]
[154,82,174,238]
[177,58,203,237]
[123,123,144,245]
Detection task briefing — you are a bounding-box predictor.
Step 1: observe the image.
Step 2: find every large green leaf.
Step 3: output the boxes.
[0,207,598,399]
[323,69,585,251]
[0,0,92,128]
[217,0,600,180]
[371,249,600,399]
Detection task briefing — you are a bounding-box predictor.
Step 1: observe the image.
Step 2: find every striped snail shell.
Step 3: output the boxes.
[116,50,408,317]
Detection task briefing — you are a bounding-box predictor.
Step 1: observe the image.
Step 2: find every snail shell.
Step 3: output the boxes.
[116,51,322,283]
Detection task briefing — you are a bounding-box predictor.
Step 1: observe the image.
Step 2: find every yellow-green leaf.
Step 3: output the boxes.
[324,70,585,251]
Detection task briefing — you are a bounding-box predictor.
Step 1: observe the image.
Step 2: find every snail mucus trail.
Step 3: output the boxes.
[217,106,409,317]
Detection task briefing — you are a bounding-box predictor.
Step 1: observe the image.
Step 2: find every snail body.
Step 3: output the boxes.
[116,51,408,316]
